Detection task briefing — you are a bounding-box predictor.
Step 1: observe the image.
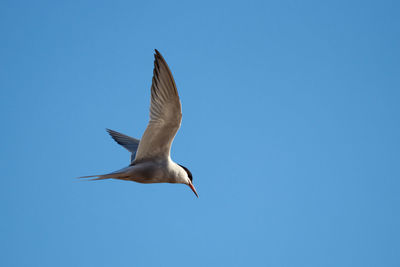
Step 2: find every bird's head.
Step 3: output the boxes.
[179,164,198,198]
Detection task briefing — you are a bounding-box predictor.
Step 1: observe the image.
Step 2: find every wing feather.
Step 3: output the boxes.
[106,129,140,162]
[133,50,182,162]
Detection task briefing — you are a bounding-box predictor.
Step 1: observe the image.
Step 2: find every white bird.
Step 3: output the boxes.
[80,49,198,197]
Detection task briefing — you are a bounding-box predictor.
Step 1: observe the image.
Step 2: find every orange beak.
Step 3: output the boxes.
[188,182,199,198]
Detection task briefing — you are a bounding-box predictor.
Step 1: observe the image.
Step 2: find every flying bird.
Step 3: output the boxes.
[80,49,198,197]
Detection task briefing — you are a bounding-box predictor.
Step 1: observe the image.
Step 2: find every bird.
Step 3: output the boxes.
[80,49,198,198]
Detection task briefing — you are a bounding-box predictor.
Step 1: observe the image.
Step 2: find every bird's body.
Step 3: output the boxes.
[80,50,198,197]
[85,158,187,184]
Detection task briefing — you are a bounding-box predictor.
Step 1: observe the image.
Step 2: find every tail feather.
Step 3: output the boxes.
[79,175,99,179]
[88,177,111,181]
[78,175,111,181]
[78,166,131,181]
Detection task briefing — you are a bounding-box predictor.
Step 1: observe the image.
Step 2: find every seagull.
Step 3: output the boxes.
[80,49,198,197]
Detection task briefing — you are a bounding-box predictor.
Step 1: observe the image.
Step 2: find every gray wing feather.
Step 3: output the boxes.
[106,129,140,162]
[134,50,182,162]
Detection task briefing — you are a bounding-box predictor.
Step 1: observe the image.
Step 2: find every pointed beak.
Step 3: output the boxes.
[188,182,199,198]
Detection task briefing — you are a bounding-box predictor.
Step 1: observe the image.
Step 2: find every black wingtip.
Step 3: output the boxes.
[154,49,166,61]
[106,128,118,139]
[106,128,114,135]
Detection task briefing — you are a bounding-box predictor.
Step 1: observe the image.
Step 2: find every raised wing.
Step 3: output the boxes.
[133,50,182,163]
[106,128,140,162]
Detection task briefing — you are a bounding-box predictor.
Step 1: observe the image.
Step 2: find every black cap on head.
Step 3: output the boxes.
[179,164,193,182]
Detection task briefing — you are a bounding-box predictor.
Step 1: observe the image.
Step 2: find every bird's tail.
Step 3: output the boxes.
[78,174,113,181]
[78,167,131,181]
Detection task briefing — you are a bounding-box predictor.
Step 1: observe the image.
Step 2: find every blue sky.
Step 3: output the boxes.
[1,0,399,266]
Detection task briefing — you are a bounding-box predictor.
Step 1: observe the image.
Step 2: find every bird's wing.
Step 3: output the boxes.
[133,49,182,163]
[106,129,140,162]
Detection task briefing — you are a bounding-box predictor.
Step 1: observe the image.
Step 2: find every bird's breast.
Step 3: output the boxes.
[127,160,179,184]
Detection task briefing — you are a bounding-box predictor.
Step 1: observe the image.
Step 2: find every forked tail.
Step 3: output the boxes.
[78,167,131,181]
[78,174,113,181]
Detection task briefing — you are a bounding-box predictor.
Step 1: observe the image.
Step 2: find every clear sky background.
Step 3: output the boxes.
[1,0,399,266]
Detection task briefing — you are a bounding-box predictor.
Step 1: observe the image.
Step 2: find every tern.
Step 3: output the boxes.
[80,49,198,197]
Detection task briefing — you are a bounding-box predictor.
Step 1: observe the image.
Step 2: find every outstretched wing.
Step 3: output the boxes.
[106,128,140,162]
[133,50,182,163]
